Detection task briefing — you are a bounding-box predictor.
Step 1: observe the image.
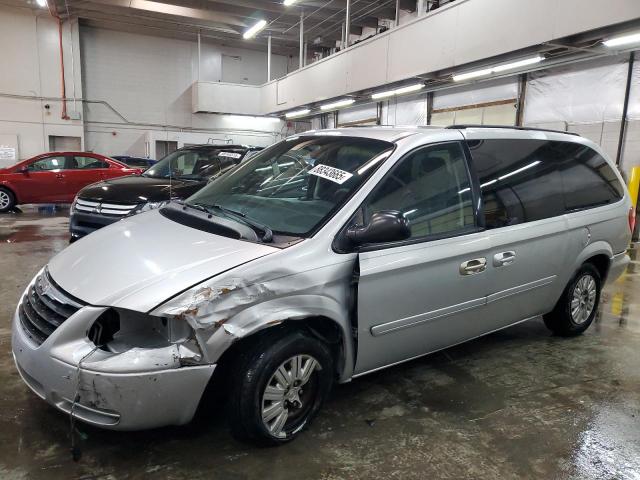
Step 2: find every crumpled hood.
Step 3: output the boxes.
[48,209,279,312]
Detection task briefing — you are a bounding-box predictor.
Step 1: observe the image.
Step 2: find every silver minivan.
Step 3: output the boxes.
[12,126,632,444]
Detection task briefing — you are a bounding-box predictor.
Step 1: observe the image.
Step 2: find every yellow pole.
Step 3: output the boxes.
[628,166,640,208]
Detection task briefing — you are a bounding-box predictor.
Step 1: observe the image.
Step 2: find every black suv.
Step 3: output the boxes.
[70,144,262,240]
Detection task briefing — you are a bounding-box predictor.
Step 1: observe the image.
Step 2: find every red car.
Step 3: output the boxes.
[0,152,142,212]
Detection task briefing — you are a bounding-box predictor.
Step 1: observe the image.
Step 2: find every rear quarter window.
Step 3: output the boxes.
[555,143,624,211]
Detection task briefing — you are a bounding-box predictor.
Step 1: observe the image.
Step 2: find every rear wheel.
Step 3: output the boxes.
[227,328,334,445]
[0,187,15,212]
[543,263,601,336]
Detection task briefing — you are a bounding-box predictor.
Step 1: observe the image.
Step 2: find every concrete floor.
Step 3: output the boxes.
[1,206,640,480]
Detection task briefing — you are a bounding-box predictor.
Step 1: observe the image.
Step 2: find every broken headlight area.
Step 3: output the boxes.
[86,307,205,368]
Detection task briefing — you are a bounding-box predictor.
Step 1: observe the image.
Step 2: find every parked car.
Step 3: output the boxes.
[0,152,141,212]
[111,155,157,169]
[69,144,263,240]
[12,127,631,445]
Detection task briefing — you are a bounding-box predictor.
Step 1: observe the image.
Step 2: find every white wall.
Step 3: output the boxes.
[0,5,84,165]
[79,26,290,158]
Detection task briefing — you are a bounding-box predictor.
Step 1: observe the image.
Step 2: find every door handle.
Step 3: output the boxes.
[55,173,64,179]
[493,251,516,267]
[460,257,487,275]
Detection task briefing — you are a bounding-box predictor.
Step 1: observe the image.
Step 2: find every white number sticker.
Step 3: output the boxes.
[308,164,353,184]
[219,152,242,159]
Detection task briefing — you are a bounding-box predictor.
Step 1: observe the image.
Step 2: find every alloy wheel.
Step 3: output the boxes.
[0,190,10,210]
[571,274,597,324]
[261,354,319,438]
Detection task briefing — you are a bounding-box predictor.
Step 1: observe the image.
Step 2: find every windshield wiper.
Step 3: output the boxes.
[210,204,273,242]
[188,202,273,242]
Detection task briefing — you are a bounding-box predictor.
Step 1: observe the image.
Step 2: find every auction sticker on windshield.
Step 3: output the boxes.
[219,152,242,159]
[308,164,353,184]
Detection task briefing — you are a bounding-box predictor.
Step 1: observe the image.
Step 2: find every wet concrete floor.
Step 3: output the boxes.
[1,206,639,479]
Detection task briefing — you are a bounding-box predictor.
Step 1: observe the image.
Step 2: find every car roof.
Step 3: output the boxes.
[294,125,584,144]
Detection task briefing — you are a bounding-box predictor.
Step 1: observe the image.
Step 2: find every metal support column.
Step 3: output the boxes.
[426,91,434,125]
[616,51,635,166]
[395,0,401,26]
[516,73,528,126]
[345,0,351,48]
[267,34,272,81]
[417,0,425,16]
[197,29,201,81]
[299,10,304,69]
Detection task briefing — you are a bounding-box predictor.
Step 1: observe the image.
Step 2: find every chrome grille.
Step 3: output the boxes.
[18,270,85,346]
[75,198,139,217]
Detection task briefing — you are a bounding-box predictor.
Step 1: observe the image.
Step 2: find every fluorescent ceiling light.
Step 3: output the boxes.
[371,83,424,100]
[603,32,640,47]
[283,0,299,5]
[243,19,267,39]
[285,108,311,119]
[480,179,497,188]
[394,83,425,95]
[371,88,397,100]
[36,0,47,7]
[320,98,355,110]
[453,56,543,82]
[498,160,540,180]
[453,68,493,82]
[492,56,544,72]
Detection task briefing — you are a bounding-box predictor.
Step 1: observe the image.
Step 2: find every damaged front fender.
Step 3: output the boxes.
[152,258,358,381]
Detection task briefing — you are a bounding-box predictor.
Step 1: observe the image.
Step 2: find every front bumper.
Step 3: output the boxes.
[69,211,121,239]
[11,303,215,430]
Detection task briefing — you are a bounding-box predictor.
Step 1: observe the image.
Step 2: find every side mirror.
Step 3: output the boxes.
[346,210,411,246]
[17,166,29,174]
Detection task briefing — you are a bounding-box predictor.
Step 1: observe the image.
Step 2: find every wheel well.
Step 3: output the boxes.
[203,317,345,405]
[584,254,610,281]
[0,185,16,200]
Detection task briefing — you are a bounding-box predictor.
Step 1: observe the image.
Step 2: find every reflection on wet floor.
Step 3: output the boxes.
[0,205,639,479]
[0,205,70,243]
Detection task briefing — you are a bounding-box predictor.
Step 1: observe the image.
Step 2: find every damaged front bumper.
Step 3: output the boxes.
[11,305,215,430]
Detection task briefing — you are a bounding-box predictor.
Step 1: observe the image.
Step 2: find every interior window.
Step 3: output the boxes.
[466,139,564,228]
[363,142,475,240]
[71,156,109,169]
[28,156,66,171]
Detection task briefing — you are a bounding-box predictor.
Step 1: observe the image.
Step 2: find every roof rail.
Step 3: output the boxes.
[445,124,580,137]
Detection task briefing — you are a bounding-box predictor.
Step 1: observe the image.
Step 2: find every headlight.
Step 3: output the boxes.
[128,200,169,216]
[70,194,79,212]
[88,307,204,365]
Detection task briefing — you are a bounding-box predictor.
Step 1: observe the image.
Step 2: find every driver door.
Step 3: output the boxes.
[19,155,69,203]
[353,142,493,375]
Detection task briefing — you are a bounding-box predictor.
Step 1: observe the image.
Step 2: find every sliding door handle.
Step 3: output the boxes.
[460,258,487,275]
[494,251,516,267]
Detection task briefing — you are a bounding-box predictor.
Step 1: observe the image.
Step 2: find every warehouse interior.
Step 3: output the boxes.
[1,0,640,478]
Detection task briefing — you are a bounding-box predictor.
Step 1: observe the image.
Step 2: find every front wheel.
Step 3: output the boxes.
[227,328,334,445]
[544,263,601,336]
[0,187,16,213]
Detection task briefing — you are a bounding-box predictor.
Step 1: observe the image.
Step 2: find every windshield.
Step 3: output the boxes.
[144,148,244,179]
[185,135,394,236]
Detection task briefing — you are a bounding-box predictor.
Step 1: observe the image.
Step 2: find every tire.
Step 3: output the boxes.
[0,187,16,213]
[543,263,601,336]
[226,327,334,445]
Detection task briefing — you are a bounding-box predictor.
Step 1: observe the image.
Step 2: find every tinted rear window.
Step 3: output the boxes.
[467,139,623,229]
[554,143,624,211]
